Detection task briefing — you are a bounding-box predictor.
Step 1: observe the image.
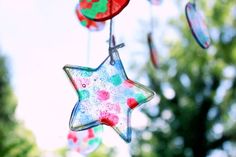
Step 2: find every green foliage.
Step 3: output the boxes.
[56,144,113,157]
[132,0,236,157]
[55,147,67,157]
[0,52,40,157]
[89,144,114,157]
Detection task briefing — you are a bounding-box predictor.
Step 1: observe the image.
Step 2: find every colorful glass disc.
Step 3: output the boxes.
[64,46,155,143]
[79,0,130,21]
[147,33,159,69]
[67,125,103,155]
[76,3,105,31]
[185,2,211,49]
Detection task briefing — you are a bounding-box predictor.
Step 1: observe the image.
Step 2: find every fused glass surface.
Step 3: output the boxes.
[64,49,155,143]
[67,125,103,155]
[76,3,105,31]
[185,2,211,49]
[79,0,130,21]
[147,0,163,5]
[147,33,159,69]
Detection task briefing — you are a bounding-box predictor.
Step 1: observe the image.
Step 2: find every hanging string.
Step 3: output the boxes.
[148,2,160,69]
[108,18,113,50]
[112,35,116,47]
[108,18,115,64]
[108,0,114,65]
[86,31,91,66]
[107,0,125,65]
[149,3,154,33]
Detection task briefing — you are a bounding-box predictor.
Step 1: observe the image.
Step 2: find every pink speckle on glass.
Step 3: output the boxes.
[97,90,110,101]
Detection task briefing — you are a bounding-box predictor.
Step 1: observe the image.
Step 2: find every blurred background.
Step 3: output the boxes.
[0,0,236,156]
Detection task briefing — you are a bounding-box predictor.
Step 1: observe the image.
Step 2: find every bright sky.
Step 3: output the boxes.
[0,0,179,155]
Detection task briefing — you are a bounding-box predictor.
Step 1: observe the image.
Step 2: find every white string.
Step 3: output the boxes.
[86,31,91,66]
[149,2,154,33]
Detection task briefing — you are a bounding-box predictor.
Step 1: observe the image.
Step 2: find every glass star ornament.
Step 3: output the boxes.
[64,44,155,143]
[79,0,130,21]
[185,2,211,49]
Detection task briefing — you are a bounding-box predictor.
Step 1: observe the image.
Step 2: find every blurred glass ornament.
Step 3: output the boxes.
[185,1,211,49]
[67,125,103,156]
[147,33,159,69]
[76,3,105,31]
[79,0,130,21]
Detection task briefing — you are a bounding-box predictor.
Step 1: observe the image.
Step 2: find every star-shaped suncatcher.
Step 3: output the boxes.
[64,44,155,142]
